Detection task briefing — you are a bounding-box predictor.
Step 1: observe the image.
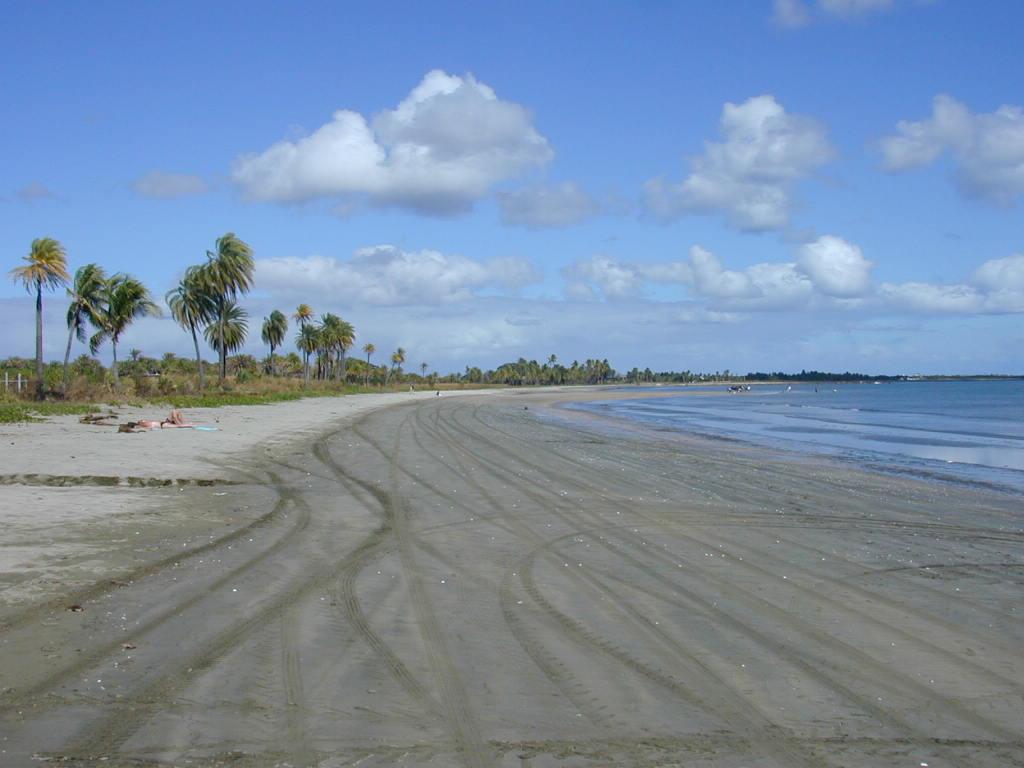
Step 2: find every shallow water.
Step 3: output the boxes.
[573,380,1024,492]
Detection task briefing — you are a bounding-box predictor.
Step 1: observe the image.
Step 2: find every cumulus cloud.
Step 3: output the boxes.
[233,70,553,215]
[880,254,1024,314]
[562,256,646,300]
[561,246,815,309]
[563,237,876,310]
[497,182,602,228]
[879,95,1024,206]
[256,245,539,306]
[133,171,208,199]
[796,235,873,297]
[643,95,833,231]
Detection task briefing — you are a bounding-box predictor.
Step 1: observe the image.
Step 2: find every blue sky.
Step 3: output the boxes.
[2,0,1022,374]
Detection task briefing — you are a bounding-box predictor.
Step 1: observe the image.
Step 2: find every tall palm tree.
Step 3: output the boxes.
[203,300,248,367]
[293,303,313,327]
[9,237,70,399]
[166,265,215,391]
[319,313,355,381]
[387,347,406,387]
[293,304,314,382]
[362,342,375,387]
[261,310,288,375]
[420,362,428,378]
[63,263,106,395]
[296,323,319,386]
[201,233,254,383]
[90,274,161,390]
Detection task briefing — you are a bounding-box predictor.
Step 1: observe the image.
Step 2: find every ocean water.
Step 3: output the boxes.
[571,380,1024,492]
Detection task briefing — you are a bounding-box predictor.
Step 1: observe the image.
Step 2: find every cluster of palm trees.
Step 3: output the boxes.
[291,306,356,385]
[165,233,256,390]
[10,237,161,398]
[9,234,419,399]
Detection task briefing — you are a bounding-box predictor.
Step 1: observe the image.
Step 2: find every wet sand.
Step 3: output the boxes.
[1,389,1022,766]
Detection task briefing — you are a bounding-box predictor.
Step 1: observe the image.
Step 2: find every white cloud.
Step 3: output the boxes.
[688,246,759,299]
[774,0,896,27]
[880,254,1024,314]
[562,256,646,300]
[880,95,1024,206]
[255,245,539,306]
[675,306,746,324]
[561,238,878,310]
[972,253,1024,292]
[643,95,833,231]
[772,0,811,27]
[878,282,982,313]
[561,245,820,310]
[497,182,601,228]
[796,235,873,297]
[133,171,208,199]
[232,70,553,214]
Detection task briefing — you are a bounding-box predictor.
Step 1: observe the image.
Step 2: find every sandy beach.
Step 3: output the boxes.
[1,388,1022,767]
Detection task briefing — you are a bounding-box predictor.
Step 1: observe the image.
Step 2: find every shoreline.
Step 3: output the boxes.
[547,384,1024,497]
[1,389,1022,766]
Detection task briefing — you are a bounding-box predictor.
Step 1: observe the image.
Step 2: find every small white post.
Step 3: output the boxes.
[17,373,23,393]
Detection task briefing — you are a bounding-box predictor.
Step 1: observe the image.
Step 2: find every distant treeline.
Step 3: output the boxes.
[744,370,901,382]
[619,368,898,383]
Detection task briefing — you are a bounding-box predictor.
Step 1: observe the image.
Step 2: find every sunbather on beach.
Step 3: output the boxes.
[160,409,193,428]
[117,410,194,432]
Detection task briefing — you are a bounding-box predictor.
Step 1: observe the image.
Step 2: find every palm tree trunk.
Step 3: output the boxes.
[62,322,75,396]
[190,324,204,391]
[336,349,345,381]
[218,299,226,384]
[302,353,309,386]
[111,340,120,391]
[365,354,371,387]
[35,283,44,400]
[270,345,276,376]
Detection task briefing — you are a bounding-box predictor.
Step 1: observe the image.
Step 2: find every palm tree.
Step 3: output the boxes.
[261,310,288,375]
[362,342,375,387]
[293,303,313,327]
[201,233,254,383]
[62,263,106,395]
[335,318,355,381]
[420,362,428,378]
[203,300,248,368]
[10,237,70,399]
[319,313,355,381]
[296,323,319,386]
[90,274,161,390]
[166,265,215,391]
[387,347,406,387]
[293,304,314,382]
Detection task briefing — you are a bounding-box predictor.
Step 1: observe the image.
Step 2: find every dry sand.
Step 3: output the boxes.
[1,388,1022,767]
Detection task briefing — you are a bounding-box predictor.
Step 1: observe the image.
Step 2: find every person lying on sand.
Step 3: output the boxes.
[117,410,195,432]
[160,409,193,428]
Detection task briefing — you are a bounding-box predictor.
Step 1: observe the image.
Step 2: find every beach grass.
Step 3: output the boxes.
[0,401,101,423]
[0,379,497,421]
